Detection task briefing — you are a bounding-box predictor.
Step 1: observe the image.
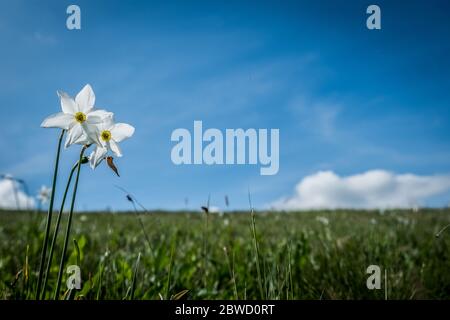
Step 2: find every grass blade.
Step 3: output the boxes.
[130,252,141,300]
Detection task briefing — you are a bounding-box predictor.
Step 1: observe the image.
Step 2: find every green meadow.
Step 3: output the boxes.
[1,209,449,299]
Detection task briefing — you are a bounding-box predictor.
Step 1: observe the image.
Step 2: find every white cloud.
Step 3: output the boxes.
[0,179,35,210]
[272,170,450,210]
[208,206,221,214]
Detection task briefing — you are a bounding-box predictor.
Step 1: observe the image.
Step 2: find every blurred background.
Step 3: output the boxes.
[0,0,450,211]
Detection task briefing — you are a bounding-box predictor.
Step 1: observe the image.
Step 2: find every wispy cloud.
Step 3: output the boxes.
[288,95,341,141]
[28,31,57,45]
[272,170,450,210]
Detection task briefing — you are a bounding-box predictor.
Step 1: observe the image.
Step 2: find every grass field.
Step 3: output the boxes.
[1,209,450,300]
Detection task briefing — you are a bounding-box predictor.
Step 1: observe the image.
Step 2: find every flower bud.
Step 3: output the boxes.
[106,156,120,177]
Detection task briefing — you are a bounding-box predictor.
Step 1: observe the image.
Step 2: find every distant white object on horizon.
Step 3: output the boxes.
[0,178,35,209]
[272,170,450,210]
[37,185,52,205]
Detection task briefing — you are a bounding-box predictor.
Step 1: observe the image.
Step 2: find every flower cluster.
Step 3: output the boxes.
[41,84,135,169]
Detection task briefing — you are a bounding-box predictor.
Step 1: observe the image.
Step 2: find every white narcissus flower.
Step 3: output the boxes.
[41,84,113,148]
[37,185,51,204]
[89,115,135,169]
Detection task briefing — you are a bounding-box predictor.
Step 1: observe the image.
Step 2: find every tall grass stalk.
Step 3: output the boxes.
[116,186,157,257]
[130,199,153,256]
[73,239,81,267]
[385,269,388,300]
[24,245,30,299]
[54,145,86,299]
[288,245,294,299]
[96,263,104,300]
[203,211,209,287]
[41,161,79,298]
[223,247,238,299]
[165,241,175,300]
[248,189,265,299]
[202,194,210,289]
[36,129,65,299]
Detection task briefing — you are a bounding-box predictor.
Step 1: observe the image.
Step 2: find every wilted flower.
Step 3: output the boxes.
[89,115,135,169]
[106,156,120,176]
[41,84,112,148]
[37,185,51,205]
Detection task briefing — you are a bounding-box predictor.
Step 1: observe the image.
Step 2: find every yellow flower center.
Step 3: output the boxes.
[101,130,112,142]
[74,112,87,123]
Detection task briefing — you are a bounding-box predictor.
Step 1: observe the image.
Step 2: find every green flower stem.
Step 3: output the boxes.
[54,145,86,299]
[36,129,65,300]
[40,161,78,299]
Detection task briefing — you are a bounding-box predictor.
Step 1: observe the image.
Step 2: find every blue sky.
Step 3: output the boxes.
[1,0,450,210]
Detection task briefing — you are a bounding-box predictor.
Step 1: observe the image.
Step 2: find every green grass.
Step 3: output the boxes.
[1,209,450,299]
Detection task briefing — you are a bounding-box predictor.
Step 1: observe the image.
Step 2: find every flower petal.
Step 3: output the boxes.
[89,146,107,169]
[87,109,114,125]
[81,121,101,146]
[57,91,77,114]
[83,117,108,147]
[81,111,114,146]
[109,140,122,157]
[110,123,135,142]
[64,124,84,148]
[41,112,74,129]
[75,84,95,113]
